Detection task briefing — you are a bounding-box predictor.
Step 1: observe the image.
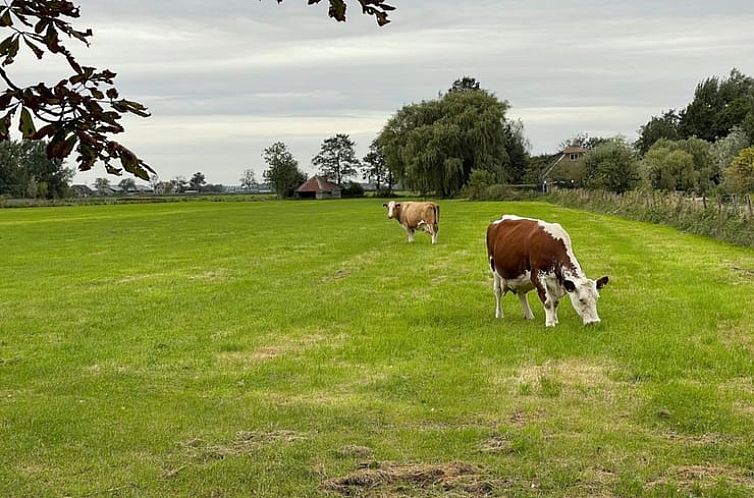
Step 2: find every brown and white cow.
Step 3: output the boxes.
[486,215,608,327]
[383,201,439,244]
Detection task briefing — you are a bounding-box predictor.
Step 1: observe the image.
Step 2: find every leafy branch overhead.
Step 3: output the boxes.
[0,1,396,179]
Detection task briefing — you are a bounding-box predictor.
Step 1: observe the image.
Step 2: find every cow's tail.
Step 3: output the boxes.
[433,204,439,233]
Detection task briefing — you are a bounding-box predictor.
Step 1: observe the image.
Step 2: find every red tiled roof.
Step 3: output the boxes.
[297,175,340,193]
[562,145,588,154]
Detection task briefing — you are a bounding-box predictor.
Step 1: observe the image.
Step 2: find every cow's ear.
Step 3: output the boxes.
[395,203,401,207]
[563,279,576,292]
[382,203,388,208]
[596,276,609,289]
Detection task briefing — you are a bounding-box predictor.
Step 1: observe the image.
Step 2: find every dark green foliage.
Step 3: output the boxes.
[361,139,393,193]
[378,81,527,197]
[0,139,72,199]
[118,178,136,192]
[636,110,681,155]
[448,76,481,93]
[189,172,206,190]
[678,69,754,143]
[340,181,365,198]
[583,139,640,193]
[262,141,306,199]
[312,134,360,185]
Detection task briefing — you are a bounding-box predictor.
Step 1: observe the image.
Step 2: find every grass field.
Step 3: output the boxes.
[2,199,754,497]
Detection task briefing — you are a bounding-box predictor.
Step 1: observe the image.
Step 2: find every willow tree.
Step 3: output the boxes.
[378,82,524,198]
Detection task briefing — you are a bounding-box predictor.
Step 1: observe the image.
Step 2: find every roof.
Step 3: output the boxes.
[297,175,340,193]
[562,145,588,154]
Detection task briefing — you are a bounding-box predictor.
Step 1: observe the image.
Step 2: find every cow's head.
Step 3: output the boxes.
[383,201,401,219]
[563,276,609,325]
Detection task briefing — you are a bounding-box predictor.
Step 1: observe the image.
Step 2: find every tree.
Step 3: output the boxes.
[711,127,751,171]
[93,177,110,194]
[0,140,72,198]
[724,147,754,195]
[642,147,697,192]
[640,137,716,196]
[189,171,206,190]
[636,110,681,155]
[559,133,610,151]
[378,81,527,197]
[0,1,395,179]
[118,178,136,192]
[171,176,188,193]
[312,134,360,185]
[678,69,754,142]
[361,138,393,193]
[262,141,306,199]
[240,169,258,191]
[582,139,640,193]
[449,76,481,93]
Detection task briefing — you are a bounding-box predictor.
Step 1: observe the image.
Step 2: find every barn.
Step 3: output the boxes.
[296,176,342,199]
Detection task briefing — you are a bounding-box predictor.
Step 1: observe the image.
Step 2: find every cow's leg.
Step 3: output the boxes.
[493,273,505,319]
[546,279,561,325]
[431,223,438,245]
[532,270,557,327]
[403,225,415,243]
[518,292,534,320]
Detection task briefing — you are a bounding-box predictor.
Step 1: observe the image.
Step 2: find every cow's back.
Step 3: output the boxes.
[400,202,438,227]
[487,218,558,279]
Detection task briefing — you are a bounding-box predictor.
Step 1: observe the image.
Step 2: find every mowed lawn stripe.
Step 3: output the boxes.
[1,199,754,497]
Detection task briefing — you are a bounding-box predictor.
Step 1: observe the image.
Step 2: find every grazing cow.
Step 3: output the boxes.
[383,201,439,244]
[486,215,609,327]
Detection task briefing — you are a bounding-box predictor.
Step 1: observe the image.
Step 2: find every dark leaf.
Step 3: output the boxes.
[18,107,36,139]
[23,38,45,59]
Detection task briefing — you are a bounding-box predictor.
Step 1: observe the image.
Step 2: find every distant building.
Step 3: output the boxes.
[71,184,95,197]
[296,175,341,199]
[542,145,589,190]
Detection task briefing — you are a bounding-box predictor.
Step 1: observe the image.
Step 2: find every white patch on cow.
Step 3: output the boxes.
[386,201,397,219]
[492,214,535,224]
[537,220,583,275]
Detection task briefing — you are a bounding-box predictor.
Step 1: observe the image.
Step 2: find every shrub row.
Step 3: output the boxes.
[546,188,754,248]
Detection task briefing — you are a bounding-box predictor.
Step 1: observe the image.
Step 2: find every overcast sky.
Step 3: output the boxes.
[14,1,754,186]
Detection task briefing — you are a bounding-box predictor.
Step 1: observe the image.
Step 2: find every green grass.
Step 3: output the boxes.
[1,199,754,497]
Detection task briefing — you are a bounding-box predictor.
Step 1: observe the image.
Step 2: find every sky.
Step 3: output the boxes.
[12,1,754,186]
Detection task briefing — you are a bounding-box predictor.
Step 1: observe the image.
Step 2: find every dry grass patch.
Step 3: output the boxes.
[495,358,622,399]
[649,464,754,489]
[182,430,307,460]
[335,445,373,459]
[323,461,507,497]
[478,434,512,454]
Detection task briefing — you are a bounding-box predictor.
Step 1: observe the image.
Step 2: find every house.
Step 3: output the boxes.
[296,176,342,199]
[542,145,589,190]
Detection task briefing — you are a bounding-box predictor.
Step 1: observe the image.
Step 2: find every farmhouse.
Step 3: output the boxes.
[296,175,342,199]
[542,145,588,190]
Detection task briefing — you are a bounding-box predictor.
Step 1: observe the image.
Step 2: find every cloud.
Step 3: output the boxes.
[15,0,751,185]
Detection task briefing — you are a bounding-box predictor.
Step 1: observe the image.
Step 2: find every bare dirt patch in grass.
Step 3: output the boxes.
[182,430,306,460]
[323,461,507,497]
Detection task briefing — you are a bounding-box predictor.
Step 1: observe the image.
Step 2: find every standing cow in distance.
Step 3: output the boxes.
[383,201,440,244]
[486,215,609,327]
